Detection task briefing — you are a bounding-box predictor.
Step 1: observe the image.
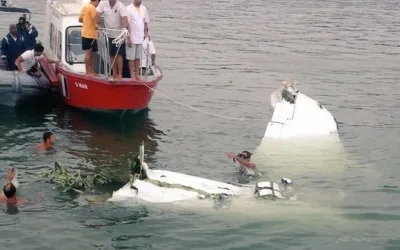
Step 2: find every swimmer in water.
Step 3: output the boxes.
[37,131,56,151]
[225,150,261,177]
[0,168,27,205]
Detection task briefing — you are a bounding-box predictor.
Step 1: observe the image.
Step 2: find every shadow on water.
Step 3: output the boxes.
[0,94,62,127]
[51,106,166,166]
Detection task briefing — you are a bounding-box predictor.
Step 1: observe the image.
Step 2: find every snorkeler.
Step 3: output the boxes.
[37,131,56,151]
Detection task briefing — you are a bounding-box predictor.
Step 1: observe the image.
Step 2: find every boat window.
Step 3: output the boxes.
[57,30,62,59]
[65,26,84,64]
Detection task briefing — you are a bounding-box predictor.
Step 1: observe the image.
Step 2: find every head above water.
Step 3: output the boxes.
[34,43,44,57]
[3,182,16,198]
[43,131,55,144]
[238,151,252,160]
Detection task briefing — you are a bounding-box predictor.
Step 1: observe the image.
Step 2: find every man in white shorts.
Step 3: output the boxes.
[96,0,128,80]
[15,43,59,78]
[126,0,149,78]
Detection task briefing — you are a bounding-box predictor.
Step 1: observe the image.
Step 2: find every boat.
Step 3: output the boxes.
[0,6,58,107]
[108,142,289,208]
[264,80,339,139]
[42,0,163,116]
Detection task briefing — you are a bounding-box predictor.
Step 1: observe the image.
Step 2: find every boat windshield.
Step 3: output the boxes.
[65,26,84,64]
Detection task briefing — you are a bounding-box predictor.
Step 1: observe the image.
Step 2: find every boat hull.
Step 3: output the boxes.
[55,65,162,114]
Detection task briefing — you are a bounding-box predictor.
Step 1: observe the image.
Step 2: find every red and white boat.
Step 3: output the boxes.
[40,0,163,116]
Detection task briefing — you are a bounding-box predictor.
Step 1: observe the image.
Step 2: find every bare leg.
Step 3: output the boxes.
[135,59,142,76]
[128,60,135,79]
[84,49,92,74]
[90,52,98,76]
[110,55,117,79]
[116,55,123,80]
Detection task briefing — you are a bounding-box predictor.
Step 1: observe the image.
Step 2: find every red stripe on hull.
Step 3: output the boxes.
[56,65,161,111]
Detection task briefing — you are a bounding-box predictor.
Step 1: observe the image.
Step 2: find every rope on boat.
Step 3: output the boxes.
[139,80,270,121]
[95,28,130,77]
[112,28,129,48]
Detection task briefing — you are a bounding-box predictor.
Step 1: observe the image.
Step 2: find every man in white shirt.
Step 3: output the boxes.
[96,0,129,80]
[126,0,149,78]
[14,43,58,78]
[141,27,156,76]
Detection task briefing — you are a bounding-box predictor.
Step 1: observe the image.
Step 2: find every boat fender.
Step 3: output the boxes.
[12,71,22,93]
[254,181,283,199]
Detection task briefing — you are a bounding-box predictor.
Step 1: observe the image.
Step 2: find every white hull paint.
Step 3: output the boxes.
[265,84,338,139]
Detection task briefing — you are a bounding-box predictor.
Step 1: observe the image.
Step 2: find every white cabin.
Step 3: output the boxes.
[43,0,90,74]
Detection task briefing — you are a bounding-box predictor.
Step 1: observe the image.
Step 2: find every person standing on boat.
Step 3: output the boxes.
[96,0,129,80]
[141,27,156,76]
[16,16,38,50]
[1,24,25,71]
[225,151,262,178]
[15,43,59,78]
[126,0,149,78]
[79,0,100,76]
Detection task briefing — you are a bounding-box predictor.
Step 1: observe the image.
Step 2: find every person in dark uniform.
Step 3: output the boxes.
[1,24,25,71]
[16,16,38,50]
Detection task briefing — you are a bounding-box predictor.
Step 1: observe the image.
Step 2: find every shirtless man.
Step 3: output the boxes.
[37,131,56,151]
[225,150,261,177]
[0,168,27,205]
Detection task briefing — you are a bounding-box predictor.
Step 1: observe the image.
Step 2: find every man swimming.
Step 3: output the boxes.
[0,168,27,205]
[37,131,56,151]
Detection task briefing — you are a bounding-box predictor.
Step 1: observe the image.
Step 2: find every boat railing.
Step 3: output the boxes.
[94,27,161,80]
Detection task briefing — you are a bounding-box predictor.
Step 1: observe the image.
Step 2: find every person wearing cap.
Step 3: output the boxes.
[16,16,38,50]
[225,150,261,177]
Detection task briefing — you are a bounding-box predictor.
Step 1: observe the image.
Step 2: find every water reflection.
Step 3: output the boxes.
[51,107,165,170]
[1,99,165,185]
